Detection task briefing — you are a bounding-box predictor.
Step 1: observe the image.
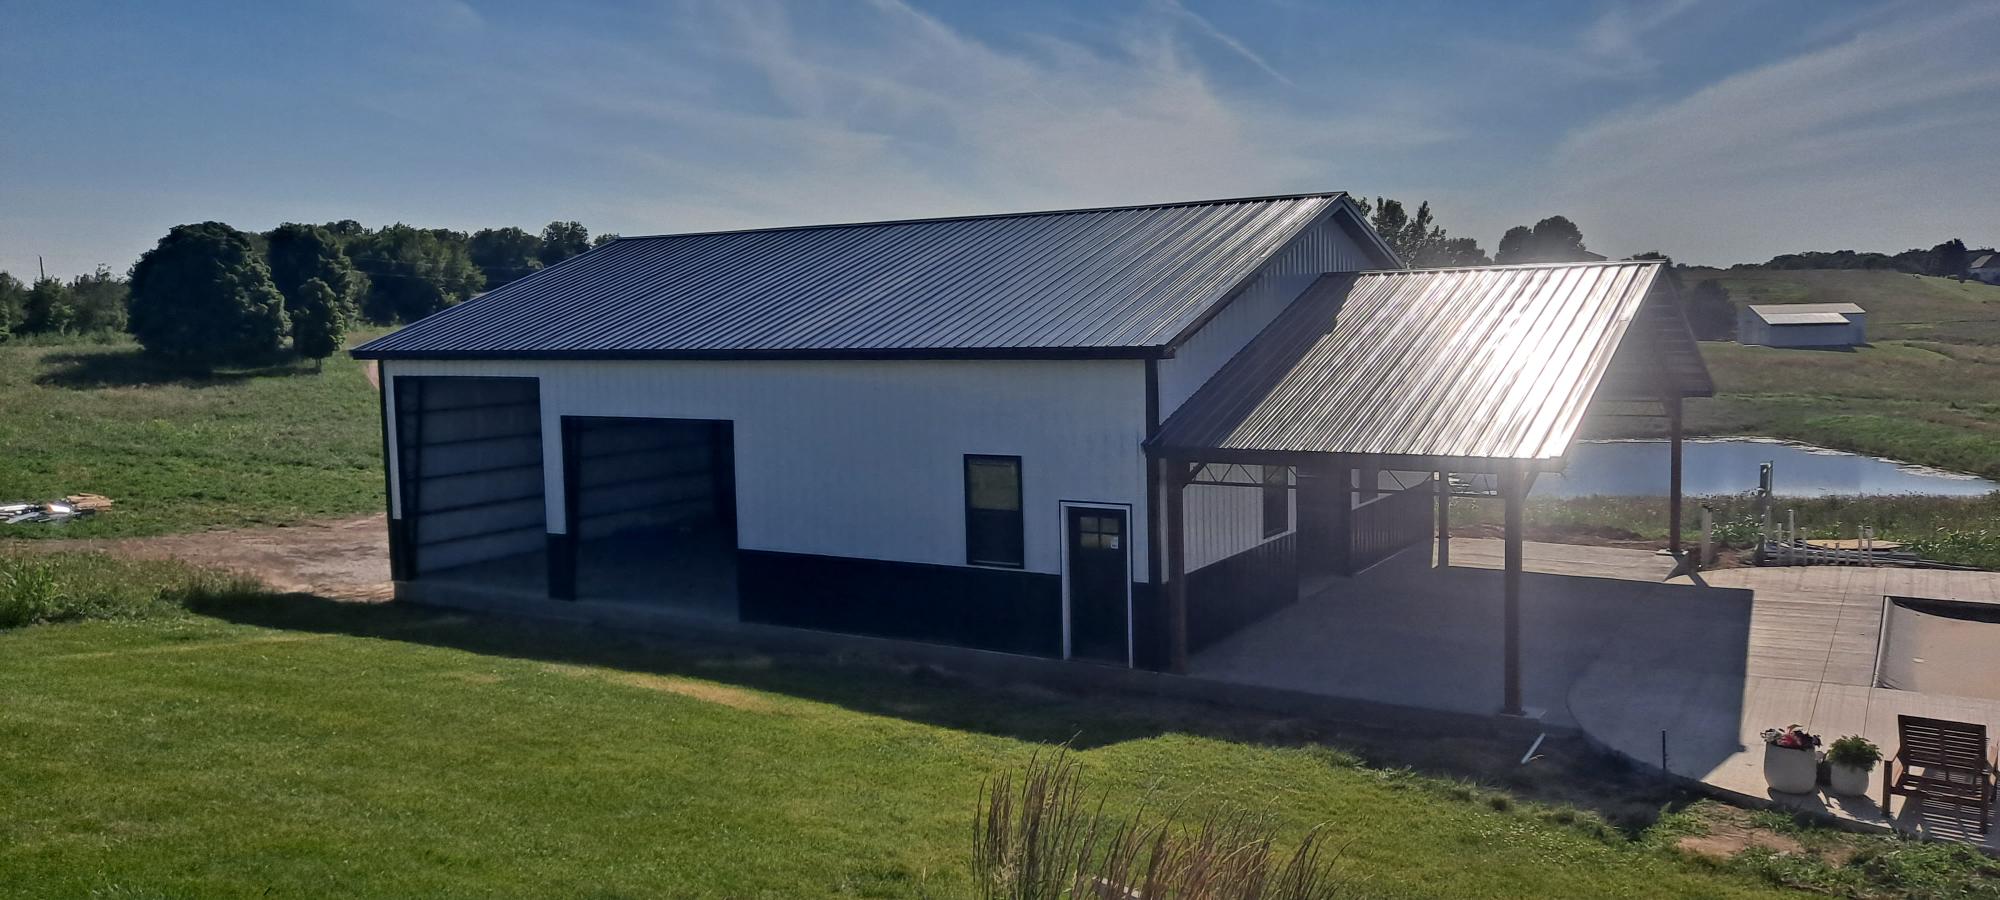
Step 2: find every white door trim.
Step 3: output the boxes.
[1058,500,1135,667]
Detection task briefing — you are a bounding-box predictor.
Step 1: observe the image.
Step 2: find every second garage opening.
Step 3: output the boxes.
[560,417,738,618]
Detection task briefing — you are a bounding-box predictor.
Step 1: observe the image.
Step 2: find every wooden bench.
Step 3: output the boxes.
[1883,715,1996,834]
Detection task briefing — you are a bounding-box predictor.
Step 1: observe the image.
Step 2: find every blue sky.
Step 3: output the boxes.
[4,0,1996,278]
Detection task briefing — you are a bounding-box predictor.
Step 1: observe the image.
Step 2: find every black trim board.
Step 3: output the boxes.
[738,549,1063,658]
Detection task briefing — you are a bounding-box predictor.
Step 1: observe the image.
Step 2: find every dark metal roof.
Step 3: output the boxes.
[1150,261,1711,465]
[354,193,1365,360]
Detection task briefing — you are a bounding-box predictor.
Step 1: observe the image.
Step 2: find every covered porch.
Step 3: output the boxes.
[1146,261,1713,717]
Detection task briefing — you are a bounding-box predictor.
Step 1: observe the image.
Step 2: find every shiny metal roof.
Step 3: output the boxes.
[1150,261,1708,465]
[1757,311,1852,325]
[1747,303,1864,325]
[354,193,1360,360]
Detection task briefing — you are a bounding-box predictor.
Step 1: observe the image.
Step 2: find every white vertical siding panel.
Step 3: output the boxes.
[1183,465,1292,571]
[1156,214,1373,416]
[387,358,1151,578]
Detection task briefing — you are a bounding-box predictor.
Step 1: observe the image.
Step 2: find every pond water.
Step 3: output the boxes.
[1531,439,1998,498]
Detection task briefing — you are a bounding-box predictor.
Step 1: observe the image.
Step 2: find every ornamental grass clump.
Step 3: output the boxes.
[971,747,1348,900]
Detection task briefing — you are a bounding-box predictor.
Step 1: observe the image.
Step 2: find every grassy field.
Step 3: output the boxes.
[1452,493,2000,569]
[7,554,1961,900]
[0,336,385,539]
[1596,270,2000,480]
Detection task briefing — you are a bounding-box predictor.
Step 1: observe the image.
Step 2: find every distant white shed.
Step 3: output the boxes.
[1738,303,1867,348]
[1969,253,2000,286]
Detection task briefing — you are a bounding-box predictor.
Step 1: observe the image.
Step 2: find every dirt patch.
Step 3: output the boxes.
[9,515,392,600]
[545,663,774,712]
[1675,823,1806,861]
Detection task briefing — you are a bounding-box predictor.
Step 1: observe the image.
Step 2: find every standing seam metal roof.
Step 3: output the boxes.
[1149,261,1691,463]
[353,193,1357,359]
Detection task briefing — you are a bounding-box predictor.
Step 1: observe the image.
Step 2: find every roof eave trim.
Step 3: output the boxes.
[348,346,1169,362]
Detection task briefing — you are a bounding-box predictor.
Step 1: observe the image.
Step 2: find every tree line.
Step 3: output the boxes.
[1748,239,1995,278]
[0,219,616,369]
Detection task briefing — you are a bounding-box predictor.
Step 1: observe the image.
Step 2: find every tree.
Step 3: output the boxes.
[0,272,26,340]
[591,232,620,247]
[1360,197,1488,267]
[291,277,349,370]
[1493,216,1591,263]
[265,223,368,325]
[349,224,484,323]
[1417,236,1491,267]
[539,220,591,267]
[128,222,290,367]
[1684,279,1736,341]
[1931,239,1969,279]
[469,226,543,289]
[1495,226,1535,264]
[22,277,75,335]
[66,265,129,333]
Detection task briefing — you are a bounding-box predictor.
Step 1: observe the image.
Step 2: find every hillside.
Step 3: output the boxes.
[1598,269,2000,479]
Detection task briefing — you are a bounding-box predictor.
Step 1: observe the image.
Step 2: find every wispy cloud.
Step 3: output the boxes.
[1551,2,2000,262]
[1152,0,1294,87]
[484,0,1453,232]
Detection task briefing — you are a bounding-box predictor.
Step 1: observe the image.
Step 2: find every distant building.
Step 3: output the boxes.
[1969,253,2000,285]
[1738,303,1867,348]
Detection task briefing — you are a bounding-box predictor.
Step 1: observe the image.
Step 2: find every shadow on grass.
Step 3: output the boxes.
[34,348,315,389]
[185,588,1707,836]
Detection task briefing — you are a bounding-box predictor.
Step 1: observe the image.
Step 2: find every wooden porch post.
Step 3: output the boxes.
[1500,465,1526,717]
[1165,460,1190,674]
[1434,471,1450,568]
[1667,395,1684,562]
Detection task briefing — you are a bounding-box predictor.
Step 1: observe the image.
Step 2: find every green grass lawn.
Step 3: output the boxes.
[1595,270,2000,480]
[0,557,1865,899]
[0,335,386,539]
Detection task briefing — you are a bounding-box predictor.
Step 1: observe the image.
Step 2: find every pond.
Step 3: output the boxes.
[1531,438,1999,498]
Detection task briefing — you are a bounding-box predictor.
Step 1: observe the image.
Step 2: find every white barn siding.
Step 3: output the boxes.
[1156,214,1373,416]
[383,358,1151,579]
[1182,466,1294,571]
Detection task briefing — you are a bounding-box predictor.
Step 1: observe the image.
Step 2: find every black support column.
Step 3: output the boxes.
[1667,394,1684,562]
[1500,465,1526,717]
[1164,460,1190,674]
[1434,471,1450,568]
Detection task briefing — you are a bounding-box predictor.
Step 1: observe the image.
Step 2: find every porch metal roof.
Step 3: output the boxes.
[353,193,1387,360]
[1149,261,1710,465]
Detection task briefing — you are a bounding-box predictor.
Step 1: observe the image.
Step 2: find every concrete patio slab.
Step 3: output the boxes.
[1190,537,2000,847]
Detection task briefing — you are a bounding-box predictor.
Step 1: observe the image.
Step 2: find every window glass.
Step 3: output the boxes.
[967,459,1021,511]
[966,456,1024,567]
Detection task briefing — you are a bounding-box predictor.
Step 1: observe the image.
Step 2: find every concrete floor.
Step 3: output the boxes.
[1191,540,1746,728]
[1192,539,2000,846]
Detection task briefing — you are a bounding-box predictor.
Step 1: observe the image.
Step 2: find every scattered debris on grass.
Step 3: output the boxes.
[2,493,113,525]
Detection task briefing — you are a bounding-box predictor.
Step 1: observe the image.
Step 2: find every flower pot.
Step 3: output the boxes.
[1763,744,1819,794]
[1827,761,1873,796]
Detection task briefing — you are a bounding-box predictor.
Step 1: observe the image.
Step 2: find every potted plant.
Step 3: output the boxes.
[1824,735,1881,796]
[1760,725,1821,794]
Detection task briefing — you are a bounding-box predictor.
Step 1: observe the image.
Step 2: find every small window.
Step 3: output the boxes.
[1262,465,1288,538]
[965,455,1024,568]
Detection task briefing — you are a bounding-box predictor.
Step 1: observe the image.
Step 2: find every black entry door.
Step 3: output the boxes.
[1066,506,1130,665]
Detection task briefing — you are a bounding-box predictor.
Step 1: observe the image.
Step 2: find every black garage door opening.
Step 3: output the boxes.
[561,417,738,618]
[393,376,548,588]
